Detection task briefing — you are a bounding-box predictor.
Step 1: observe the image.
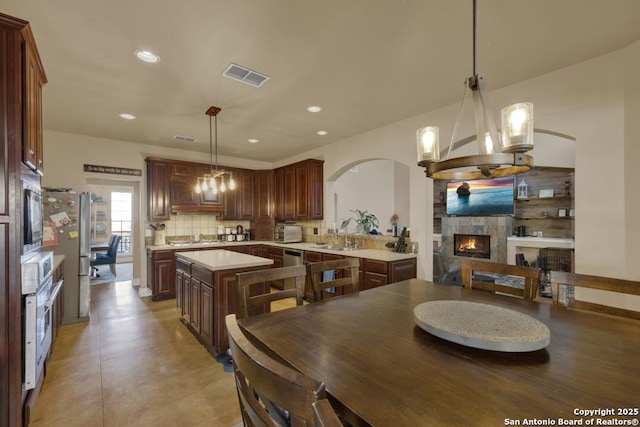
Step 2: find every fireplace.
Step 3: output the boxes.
[454,234,491,259]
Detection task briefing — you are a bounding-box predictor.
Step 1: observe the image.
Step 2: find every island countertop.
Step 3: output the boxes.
[176,249,273,271]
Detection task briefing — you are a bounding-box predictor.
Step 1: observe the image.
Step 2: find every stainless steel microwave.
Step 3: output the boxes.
[23,180,43,256]
[273,225,303,243]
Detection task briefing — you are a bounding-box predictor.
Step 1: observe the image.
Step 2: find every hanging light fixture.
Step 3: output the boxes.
[195,106,236,194]
[417,0,534,181]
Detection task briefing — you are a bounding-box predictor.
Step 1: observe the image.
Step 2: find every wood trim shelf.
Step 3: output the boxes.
[516,196,572,201]
[515,216,574,220]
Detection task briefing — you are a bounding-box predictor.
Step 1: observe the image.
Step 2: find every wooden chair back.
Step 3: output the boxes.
[312,399,343,427]
[460,259,540,300]
[225,314,327,427]
[550,271,640,320]
[308,257,360,302]
[236,265,306,319]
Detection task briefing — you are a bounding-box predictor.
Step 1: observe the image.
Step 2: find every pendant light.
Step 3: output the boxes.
[417,0,534,180]
[195,106,236,194]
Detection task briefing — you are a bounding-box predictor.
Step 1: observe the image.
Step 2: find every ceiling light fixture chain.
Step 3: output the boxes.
[417,0,534,181]
[195,106,236,194]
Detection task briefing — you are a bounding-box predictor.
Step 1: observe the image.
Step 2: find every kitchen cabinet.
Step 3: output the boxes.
[147,249,176,300]
[250,245,268,257]
[2,14,47,426]
[387,257,417,283]
[51,260,65,351]
[274,159,324,221]
[21,27,47,175]
[146,158,171,220]
[170,161,223,214]
[254,170,273,220]
[302,250,414,298]
[362,258,417,290]
[222,167,255,220]
[267,246,284,289]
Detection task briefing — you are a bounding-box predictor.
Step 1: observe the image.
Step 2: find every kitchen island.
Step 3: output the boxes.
[175,249,273,354]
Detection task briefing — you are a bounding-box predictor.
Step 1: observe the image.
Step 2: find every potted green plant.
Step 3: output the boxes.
[341,209,379,235]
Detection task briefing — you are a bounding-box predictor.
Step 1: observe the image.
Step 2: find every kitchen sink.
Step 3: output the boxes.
[314,244,349,251]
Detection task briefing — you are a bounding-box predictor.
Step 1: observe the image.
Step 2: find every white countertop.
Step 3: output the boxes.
[279,242,417,262]
[53,254,65,270]
[176,249,273,271]
[148,241,417,262]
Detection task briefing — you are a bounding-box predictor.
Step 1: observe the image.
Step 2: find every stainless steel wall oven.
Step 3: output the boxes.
[21,251,62,391]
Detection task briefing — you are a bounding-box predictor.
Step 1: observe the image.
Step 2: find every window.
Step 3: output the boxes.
[111,191,132,255]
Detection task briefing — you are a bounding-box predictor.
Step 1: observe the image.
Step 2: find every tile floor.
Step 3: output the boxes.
[30,279,281,427]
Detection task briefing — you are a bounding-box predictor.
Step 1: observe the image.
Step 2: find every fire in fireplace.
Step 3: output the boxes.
[454,234,491,259]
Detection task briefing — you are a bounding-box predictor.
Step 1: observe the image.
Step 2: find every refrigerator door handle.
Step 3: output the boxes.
[79,256,91,276]
[79,192,91,257]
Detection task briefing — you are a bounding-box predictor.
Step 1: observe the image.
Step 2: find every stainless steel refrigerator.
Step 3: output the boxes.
[43,191,91,324]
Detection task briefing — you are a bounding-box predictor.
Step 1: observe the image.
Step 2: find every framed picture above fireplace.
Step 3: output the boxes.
[446,177,515,216]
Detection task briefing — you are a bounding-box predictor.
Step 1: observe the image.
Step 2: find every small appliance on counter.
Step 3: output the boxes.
[273,224,303,243]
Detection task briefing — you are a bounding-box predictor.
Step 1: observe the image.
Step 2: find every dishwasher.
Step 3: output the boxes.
[283,248,304,289]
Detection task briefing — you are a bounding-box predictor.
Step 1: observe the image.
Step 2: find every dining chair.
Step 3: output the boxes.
[90,234,121,275]
[312,399,343,427]
[235,265,306,319]
[308,257,359,302]
[550,271,640,320]
[460,258,541,300]
[225,314,330,427]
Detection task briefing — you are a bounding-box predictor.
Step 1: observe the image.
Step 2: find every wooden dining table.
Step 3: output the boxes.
[238,279,640,426]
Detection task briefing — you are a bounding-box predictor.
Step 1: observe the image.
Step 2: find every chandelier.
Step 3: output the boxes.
[195,106,236,194]
[417,0,534,181]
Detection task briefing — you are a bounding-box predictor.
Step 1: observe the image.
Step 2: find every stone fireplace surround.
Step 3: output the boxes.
[441,216,514,268]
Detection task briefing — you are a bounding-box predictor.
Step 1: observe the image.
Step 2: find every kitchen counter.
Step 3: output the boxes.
[52,254,65,271]
[147,240,417,262]
[176,249,273,271]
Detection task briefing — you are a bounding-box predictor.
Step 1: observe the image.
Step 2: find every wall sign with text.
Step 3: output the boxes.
[84,164,142,176]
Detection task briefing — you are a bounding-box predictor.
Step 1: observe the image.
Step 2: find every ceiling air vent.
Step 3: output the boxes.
[173,135,198,143]
[222,63,270,87]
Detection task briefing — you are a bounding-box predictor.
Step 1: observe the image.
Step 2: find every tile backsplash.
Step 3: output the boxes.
[146,215,415,252]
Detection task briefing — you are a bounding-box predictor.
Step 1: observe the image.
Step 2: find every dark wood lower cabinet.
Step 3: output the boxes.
[175,256,269,354]
[148,249,176,300]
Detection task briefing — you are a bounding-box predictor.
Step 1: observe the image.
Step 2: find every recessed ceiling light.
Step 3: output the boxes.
[119,113,136,120]
[317,130,328,136]
[135,50,161,63]
[307,106,322,113]
[248,138,259,144]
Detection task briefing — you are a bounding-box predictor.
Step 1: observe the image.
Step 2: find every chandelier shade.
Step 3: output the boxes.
[417,0,534,180]
[195,106,236,194]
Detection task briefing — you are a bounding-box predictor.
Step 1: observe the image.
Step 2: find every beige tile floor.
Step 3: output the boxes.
[30,280,301,427]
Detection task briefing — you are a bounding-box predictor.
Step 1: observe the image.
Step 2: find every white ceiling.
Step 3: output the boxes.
[4,0,640,162]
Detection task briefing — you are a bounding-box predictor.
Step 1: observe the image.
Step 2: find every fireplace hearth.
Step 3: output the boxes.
[454,234,491,259]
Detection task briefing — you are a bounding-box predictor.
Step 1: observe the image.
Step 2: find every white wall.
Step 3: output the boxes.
[43,42,640,296]
[331,160,410,234]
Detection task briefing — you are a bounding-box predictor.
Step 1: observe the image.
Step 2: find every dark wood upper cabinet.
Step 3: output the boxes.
[254,170,273,220]
[222,167,254,220]
[22,26,47,176]
[146,158,171,220]
[274,159,324,221]
[146,157,323,221]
